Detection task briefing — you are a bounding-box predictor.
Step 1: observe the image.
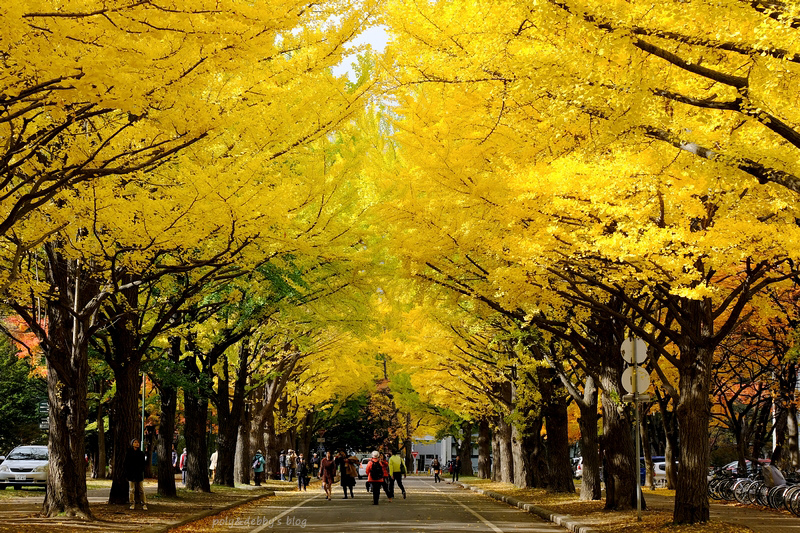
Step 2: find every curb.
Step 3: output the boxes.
[141,490,276,533]
[456,482,600,533]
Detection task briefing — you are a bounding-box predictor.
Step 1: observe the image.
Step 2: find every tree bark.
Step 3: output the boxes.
[459,421,473,477]
[577,377,601,500]
[787,403,800,470]
[496,414,514,483]
[156,384,178,497]
[43,353,92,518]
[155,336,180,497]
[249,351,301,479]
[641,405,655,489]
[511,423,530,488]
[183,380,211,492]
[107,362,140,504]
[491,419,501,482]
[213,344,249,487]
[96,398,107,480]
[235,404,252,485]
[673,344,713,523]
[477,419,491,479]
[105,278,146,505]
[599,365,639,510]
[144,424,156,478]
[539,366,575,493]
[33,251,97,519]
[526,416,547,488]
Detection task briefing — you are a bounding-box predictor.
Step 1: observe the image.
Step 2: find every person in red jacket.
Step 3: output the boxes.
[366,451,392,505]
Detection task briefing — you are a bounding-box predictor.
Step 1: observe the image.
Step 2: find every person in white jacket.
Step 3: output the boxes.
[209,450,218,482]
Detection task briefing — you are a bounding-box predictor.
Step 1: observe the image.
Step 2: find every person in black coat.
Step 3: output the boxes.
[125,438,148,510]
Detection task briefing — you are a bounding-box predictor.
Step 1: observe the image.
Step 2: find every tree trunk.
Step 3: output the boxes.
[511,423,529,488]
[235,406,252,485]
[497,414,513,483]
[655,389,679,489]
[213,347,248,487]
[491,419,501,482]
[641,406,655,489]
[577,377,601,500]
[215,422,238,487]
[96,402,107,479]
[143,425,155,479]
[250,411,267,477]
[31,250,97,519]
[156,384,178,497]
[526,416,547,488]
[155,336,180,497]
[43,353,92,518]
[183,385,211,492]
[477,419,491,479]
[108,363,140,504]
[673,345,713,524]
[459,421,473,477]
[750,396,773,461]
[539,367,575,493]
[404,412,414,471]
[599,364,639,510]
[787,403,800,470]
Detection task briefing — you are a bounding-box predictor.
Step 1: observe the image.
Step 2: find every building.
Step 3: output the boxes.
[411,435,480,475]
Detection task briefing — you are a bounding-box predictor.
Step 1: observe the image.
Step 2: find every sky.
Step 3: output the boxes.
[332,24,389,80]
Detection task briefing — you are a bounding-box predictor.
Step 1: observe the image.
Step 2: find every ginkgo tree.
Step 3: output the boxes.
[381,0,800,520]
[1,0,382,519]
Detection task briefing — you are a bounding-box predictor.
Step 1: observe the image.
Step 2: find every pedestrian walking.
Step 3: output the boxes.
[366,451,391,505]
[171,446,178,475]
[297,454,310,491]
[209,450,218,481]
[388,449,407,499]
[252,450,265,486]
[288,449,298,482]
[336,450,358,499]
[319,450,337,501]
[451,455,461,483]
[431,457,442,483]
[179,448,188,485]
[311,452,321,478]
[125,438,148,511]
[279,450,287,481]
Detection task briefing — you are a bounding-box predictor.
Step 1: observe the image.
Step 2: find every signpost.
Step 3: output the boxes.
[38,400,49,432]
[621,337,650,522]
[411,451,419,473]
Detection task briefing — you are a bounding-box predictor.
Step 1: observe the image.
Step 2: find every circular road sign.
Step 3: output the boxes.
[621,338,648,365]
[622,366,651,394]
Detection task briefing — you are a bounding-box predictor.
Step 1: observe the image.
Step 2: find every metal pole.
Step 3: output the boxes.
[633,339,642,522]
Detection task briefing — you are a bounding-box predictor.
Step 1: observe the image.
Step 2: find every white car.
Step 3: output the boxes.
[653,461,667,487]
[0,445,48,489]
[358,458,370,478]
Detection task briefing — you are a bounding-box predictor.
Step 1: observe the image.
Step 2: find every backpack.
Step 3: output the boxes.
[252,456,260,470]
[371,460,383,480]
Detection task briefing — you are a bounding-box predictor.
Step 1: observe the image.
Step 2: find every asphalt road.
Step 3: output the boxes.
[206,477,567,533]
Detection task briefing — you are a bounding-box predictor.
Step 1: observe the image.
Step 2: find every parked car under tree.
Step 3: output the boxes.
[0,445,48,489]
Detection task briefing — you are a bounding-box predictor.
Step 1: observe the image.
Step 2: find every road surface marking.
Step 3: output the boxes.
[426,481,503,533]
[250,492,323,533]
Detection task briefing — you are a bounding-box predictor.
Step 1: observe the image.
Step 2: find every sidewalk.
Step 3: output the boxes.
[0,478,306,533]
[456,479,798,533]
